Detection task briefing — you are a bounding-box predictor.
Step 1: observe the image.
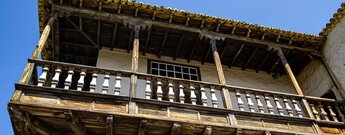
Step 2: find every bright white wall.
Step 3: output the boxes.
[97,48,296,94]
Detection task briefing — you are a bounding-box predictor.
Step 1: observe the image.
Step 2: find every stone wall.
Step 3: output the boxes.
[96,48,296,94]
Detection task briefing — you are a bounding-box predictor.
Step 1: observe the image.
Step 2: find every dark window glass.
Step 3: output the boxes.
[149,61,200,81]
[152,62,158,68]
[183,67,189,73]
[190,69,197,74]
[175,67,181,72]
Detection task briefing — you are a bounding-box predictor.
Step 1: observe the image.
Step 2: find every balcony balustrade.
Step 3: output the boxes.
[22,59,345,124]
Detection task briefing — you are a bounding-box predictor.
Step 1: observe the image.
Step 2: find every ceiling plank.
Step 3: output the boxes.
[127,29,134,53]
[202,43,212,65]
[106,115,113,135]
[256,51,271,73]
[188,35,201,62]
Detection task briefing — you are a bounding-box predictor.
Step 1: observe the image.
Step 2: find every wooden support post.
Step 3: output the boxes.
[106,115,113,135]
[130,26,140,98]
[171,122,181,135]
[12,13,57,101]
[138,120,147,135]
[64,110,87,135]
[210,39,232,109]
[275,48,303,95]
[275,48,314,118]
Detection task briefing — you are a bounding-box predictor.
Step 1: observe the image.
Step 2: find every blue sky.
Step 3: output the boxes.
[0,0,343,134]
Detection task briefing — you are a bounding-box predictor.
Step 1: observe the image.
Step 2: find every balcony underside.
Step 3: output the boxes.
[9,84,345,135]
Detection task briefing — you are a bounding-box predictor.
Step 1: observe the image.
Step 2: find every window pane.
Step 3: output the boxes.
[183,67,189,73]
[191,75,198,80]
[190,68,197,74]
[160,70,166,76]
[168,72,174,77]
[183,74,190,80]
[152,62,158,68]
[167,65,174,71]
[152,69,158,75]
[175,66,181,72]
[176,73,182,78]
[159,64,166,70]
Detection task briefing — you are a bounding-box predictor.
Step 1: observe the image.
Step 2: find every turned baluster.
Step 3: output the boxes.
[77,70,86,91]
[264,94,274,114]
[38,66,49,86]
[210,86,218,108]
[156,78,163,101]
[327,106,338,122]
[114,73,122,95]
[319,104,329,121]
[179,83,185,103]
[102,73,110,94]
[64,68,74,90]
[311,104,320,120]
[283,98,294,116]
[89,72,98,93]
[200,84,208,107]
[168,80,175,102]
[255,94,264,113]
[236,90,244,111]
[144,77,151,99]
[190,83,197,105]
[292,98,303,117]
[246,92,255,112]
[50,66,61,88]
[335,105,345,122]
[274,96,284,115]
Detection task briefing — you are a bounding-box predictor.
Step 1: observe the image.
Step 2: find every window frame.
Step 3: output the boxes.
[147,60,202,81]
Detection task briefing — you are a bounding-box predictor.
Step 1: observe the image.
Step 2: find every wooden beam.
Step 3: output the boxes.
[65,17,98,48]
[203,126,212,135]
[143,29,152,55]
[24,112,61,135]
[138,120,147,135]
[130,27,140,98]
[275,48,303,95]
[106,115,113,135]
[173,36,184,60]
[53,5,322,56]
[220,41,229,59]
[64,110,87,135]
[243,47,258,70]
[171,122,180,135]
[229,44,244,68]
[110,23,119,50]
[188,35,201,62]
[158,31,168,58]
[268,57,280,74]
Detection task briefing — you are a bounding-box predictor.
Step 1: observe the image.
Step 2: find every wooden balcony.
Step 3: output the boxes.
[8,59,345,135]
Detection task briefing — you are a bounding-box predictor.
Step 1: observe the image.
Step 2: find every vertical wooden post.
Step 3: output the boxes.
[129,26,140,114]
[275,48,314,118]
[129,26,140,98]
[12,13,57,101]
[210,39,232,109]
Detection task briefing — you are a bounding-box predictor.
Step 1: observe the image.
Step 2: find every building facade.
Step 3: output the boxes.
[8,0,345,134]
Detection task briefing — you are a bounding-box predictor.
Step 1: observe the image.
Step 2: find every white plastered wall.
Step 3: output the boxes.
[96,48,296,94]
[323,16,345,96]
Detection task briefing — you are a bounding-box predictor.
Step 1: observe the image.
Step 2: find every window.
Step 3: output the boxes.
[149,60,200,81]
